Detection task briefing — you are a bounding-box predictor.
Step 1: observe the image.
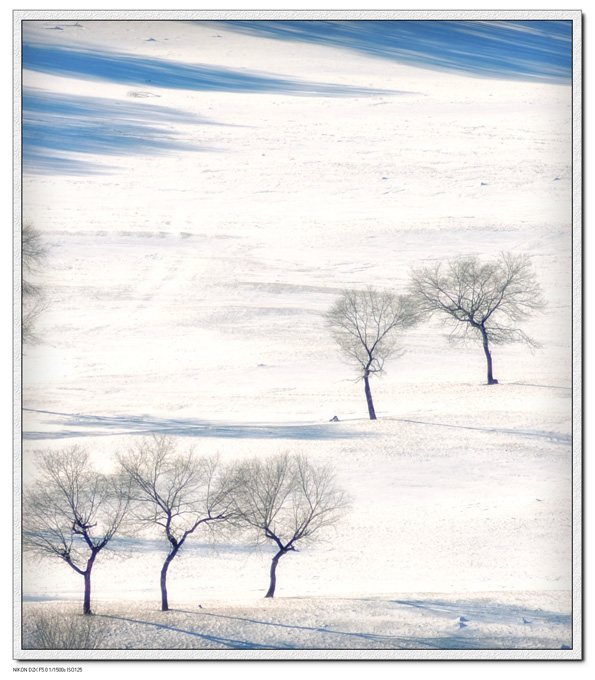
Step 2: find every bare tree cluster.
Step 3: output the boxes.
[22,251,545,624]
[326,253,545,416]
[23,438,350,615]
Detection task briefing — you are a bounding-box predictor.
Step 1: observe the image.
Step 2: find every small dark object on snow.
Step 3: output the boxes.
[561,645,571,649]
[330,415,340,422]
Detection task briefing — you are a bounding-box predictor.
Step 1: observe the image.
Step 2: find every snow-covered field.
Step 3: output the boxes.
[16,17,578,661]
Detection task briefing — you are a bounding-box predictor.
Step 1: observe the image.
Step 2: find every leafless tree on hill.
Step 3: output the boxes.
[235,452,350,598]
[22,223,48,345]
[117,435,240,611]
[23,446,130,615]
[410,252,546,385]
[326,287,418,419]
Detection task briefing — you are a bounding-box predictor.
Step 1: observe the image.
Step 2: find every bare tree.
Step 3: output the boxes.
[22,223,48,345]
[410,252,546,385]
[326,287,418,419]
[235,453,350,599]
[23,446,129,615]
[117,435,239,611]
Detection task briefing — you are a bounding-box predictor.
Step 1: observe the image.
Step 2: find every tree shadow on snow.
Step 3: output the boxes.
[175,608,451,649]
[22,43,403,98]
[391,417,571,446]
[84,596,571,650]
[22,409,367,441]
[394,598,572,627]
[96,613,295,650]
[22,88,222,176]
[148,604,570,649]
[217,20,572,83]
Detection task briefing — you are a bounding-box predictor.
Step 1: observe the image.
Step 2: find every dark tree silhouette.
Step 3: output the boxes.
[235,453,350,598]
[117,435,239,611]
[410,252,546,385]
[23,446,129,615]
[326,287,418,419]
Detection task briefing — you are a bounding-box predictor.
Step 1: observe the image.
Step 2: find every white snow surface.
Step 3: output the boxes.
[18,20,575,658]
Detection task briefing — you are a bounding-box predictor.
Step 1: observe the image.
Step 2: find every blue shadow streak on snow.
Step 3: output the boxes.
[110,536,254,556]
[176,609,441,649]
[22,88,217,176]
[216,20,572,83]
[395,599,572,628]
[97,614,296,650]
[392,417,572,446]
[22,42,403,96]
[22,409,366,441]
[22,594,67,603]
[173,609,513,649]
[510,382,571,391]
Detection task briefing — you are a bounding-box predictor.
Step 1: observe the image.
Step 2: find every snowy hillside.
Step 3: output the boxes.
[17,18,576,659]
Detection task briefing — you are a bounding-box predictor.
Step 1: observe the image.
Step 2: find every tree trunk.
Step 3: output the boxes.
[83,570,92,615]
[265,550,286,599]
[160,549,179,611]
[83,553,97,616]
[363,373,377,420]
[481,328,498,385]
